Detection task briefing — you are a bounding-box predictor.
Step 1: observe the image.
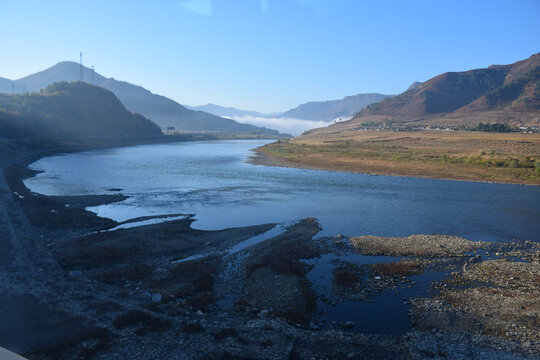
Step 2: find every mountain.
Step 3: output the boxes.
[279,93,393,121]
[0,77,13,93]
[184,103,267,119]
[455,62,540,113]
[407,82,422,91]
[0,81,162,138]
[8,62,284,136]
[308,52,540,134]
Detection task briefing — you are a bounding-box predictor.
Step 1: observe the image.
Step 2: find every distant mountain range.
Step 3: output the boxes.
[184,94,393,122]
[278,93,394,121]
[184,103,268,119]
[0,62,284,136]
[305,52,540,136]
[0,82,162,138]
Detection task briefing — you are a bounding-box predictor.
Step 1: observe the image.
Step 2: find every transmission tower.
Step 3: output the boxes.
[80,52,83,81]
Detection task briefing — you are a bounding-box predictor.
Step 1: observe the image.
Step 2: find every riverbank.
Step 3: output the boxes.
[253,131,540,185]
[1,140,538,359]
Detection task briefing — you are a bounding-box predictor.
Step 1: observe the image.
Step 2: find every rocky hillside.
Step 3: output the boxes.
[0,81,163,138]
[315,52,540,132]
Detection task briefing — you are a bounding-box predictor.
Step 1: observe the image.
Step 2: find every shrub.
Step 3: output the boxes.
[508,159,519,168]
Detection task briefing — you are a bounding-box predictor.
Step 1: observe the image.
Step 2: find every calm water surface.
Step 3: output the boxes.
[25,139,540,242]
[24,139,540,335]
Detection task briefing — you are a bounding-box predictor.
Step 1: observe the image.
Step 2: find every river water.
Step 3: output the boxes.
[24,139,540,334]
[25,139,540,242]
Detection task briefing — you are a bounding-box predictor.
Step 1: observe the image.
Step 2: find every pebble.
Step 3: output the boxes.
[151,293,162,303]
[68,270,83,277]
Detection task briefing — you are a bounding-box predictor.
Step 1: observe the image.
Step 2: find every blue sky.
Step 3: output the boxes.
[0,0,539,112]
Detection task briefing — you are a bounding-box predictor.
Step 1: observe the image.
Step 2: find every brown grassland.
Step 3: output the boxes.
[257,130,540,184]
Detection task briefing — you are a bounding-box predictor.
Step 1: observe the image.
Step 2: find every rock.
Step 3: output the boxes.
[258,309,269,318]
[309,322,320,331]
[143,291,151,298]
[471,255,482,263]
[196,309,205,316]
[336,234,344,240]
[344,321,355,329]
[151,293,162,303]
[68,270,83,277]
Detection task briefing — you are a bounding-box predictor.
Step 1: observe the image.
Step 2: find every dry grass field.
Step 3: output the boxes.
[257,131,540,184]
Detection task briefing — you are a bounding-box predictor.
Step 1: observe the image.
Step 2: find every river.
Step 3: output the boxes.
[25,139,540,243]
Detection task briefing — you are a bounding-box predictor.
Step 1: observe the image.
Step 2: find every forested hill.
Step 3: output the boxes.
[0,81,163,139]
[10,61,285,136]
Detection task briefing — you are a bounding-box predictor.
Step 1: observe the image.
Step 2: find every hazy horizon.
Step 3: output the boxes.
[229,115,332,136]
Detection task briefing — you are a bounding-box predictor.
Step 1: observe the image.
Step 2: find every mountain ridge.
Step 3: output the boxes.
[184,94,393,122]
[306,52,540,135]
[3,62,284,136]
[0,81,162,138]
[183,103,268,119]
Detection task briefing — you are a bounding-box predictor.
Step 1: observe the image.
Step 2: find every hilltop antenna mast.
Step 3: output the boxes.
[91,65,95,84]
[80,52,83,82]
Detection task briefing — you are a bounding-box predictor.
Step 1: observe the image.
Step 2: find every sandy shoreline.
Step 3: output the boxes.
[0,138,538,359]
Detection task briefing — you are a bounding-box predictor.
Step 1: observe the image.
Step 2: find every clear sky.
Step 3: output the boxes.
[0,0,539,112]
